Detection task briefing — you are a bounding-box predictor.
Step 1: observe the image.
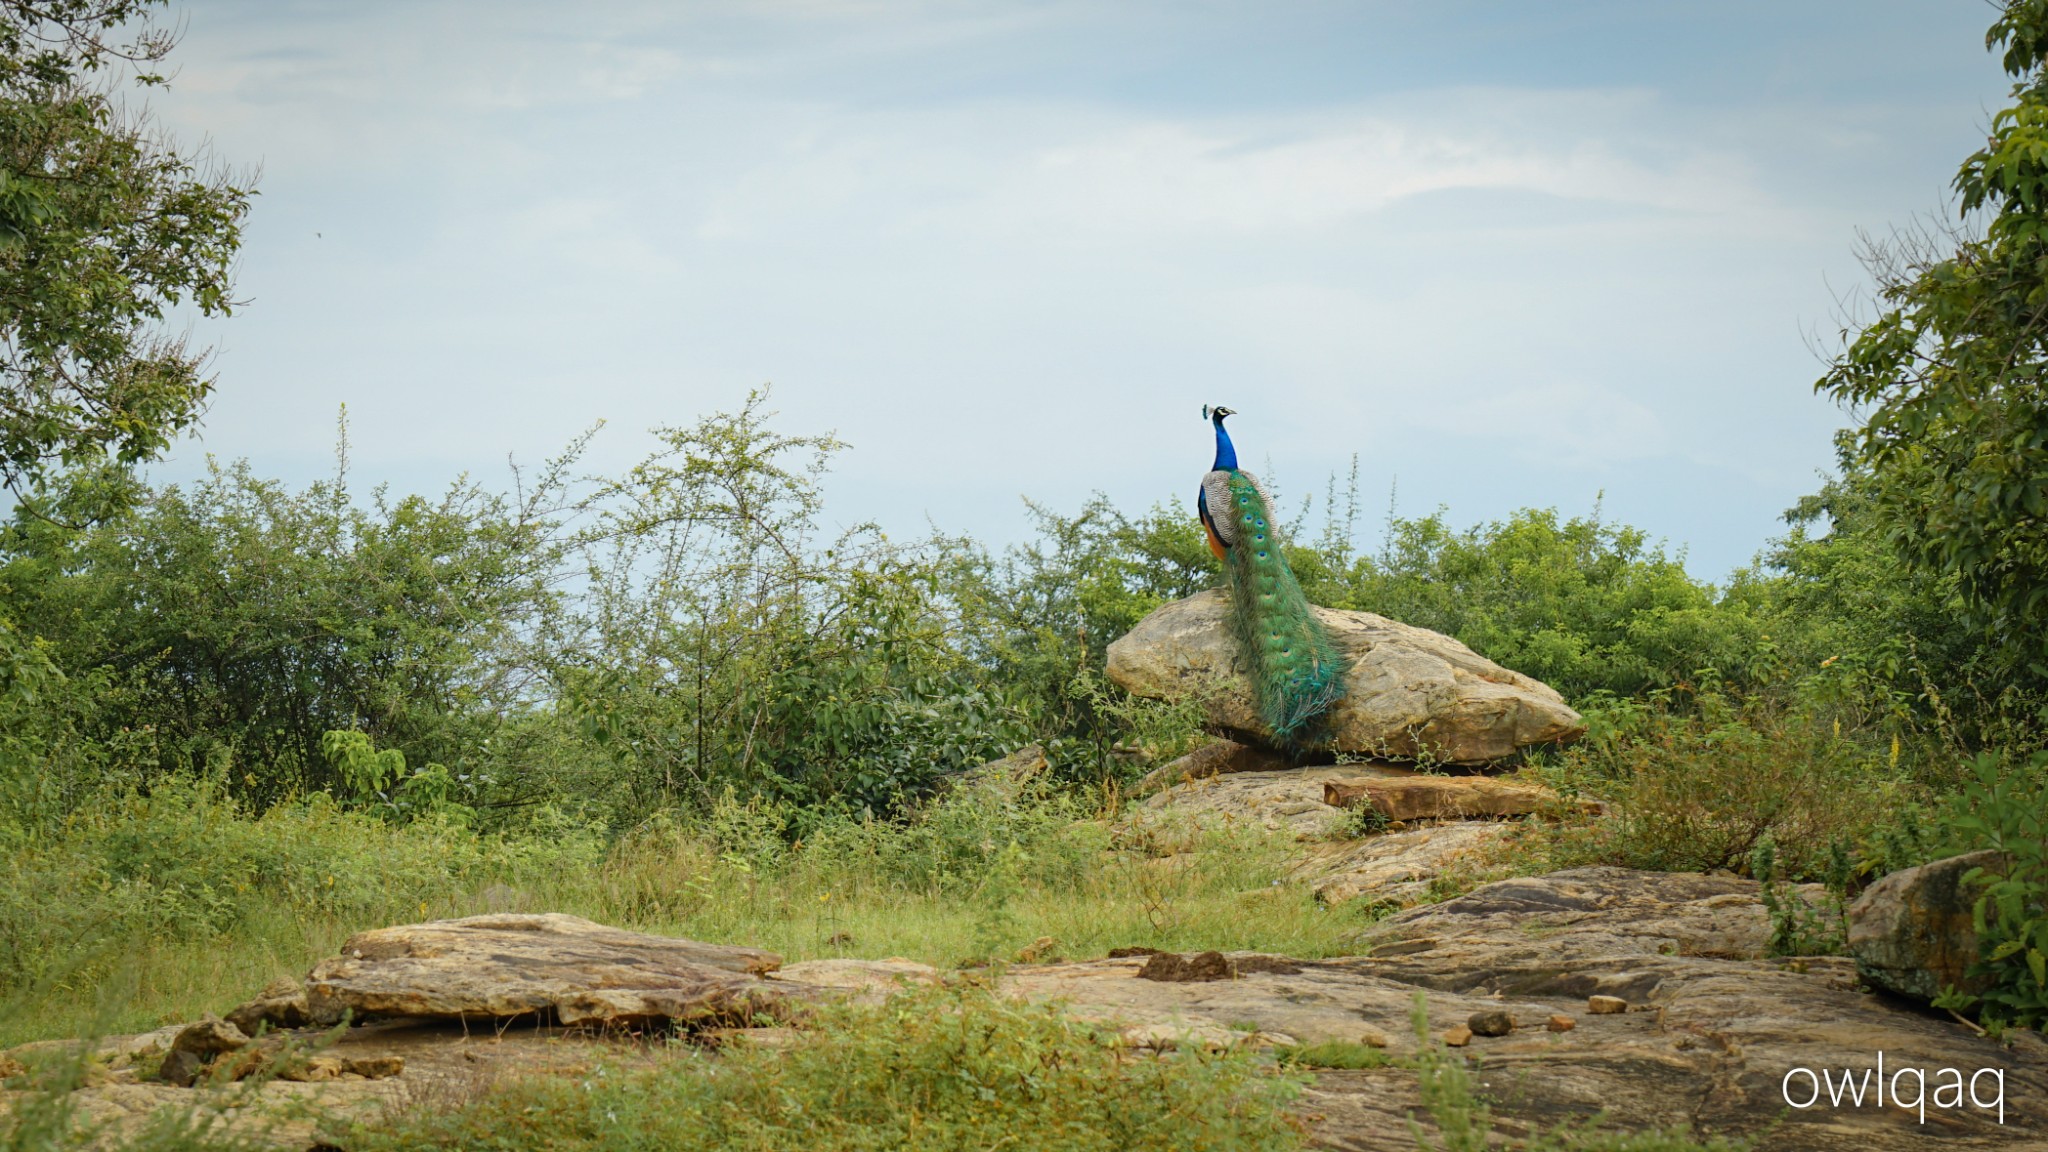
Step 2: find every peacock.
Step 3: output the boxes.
[1196,405,1348,747]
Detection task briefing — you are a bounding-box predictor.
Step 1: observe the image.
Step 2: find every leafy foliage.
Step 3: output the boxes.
[1530,685,1908,881]
[0,449,568,805]
[0,1,250,495]
[1816,0,2048,668]
[1329,506,1756,701]
[1940,753,2048,1029]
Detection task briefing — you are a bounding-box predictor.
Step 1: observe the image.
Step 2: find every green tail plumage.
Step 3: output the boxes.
[1217,473,1347,746]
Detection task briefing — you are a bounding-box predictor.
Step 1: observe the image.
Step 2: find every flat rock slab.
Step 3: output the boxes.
[1001,868,2048,1150]
[1323,774,1560,821]
[305,913,793,1027]
[1294,821,1513,907]
[770,958,941,1004]
[1137,765,1414,838]
[1106,589,1584,763]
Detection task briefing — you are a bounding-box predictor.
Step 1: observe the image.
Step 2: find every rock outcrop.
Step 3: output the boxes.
[226,978,311,1036]
[11,869,2046,1150]
[304,913,795,1028]
[1106,590,1583,762]
[1848,849,2005,1004]
[1294,821,1512,907]
[1003,867,2046,1150]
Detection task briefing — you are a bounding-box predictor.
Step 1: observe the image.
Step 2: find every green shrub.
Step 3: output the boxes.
[1748,835,1850,958]
[1316,506,1759,701]
[1531,686,1908,880]
[0,775,602,996]
[1940,753,2048,1030]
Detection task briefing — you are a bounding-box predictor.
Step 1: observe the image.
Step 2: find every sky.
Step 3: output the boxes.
[141,0,2014,580]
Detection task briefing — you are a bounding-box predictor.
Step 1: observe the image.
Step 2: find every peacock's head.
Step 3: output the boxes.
[1203,405,1235,423]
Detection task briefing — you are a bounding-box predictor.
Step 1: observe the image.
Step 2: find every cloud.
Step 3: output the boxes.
[142,0,2004,581]
[1411,379,1669,470]
[688,89,1783,249]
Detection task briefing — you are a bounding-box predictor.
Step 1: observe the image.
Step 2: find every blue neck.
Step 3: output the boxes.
[1211,416,1238,471]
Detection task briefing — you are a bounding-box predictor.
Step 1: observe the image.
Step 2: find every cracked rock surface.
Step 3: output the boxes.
[1000,868,2047,1150]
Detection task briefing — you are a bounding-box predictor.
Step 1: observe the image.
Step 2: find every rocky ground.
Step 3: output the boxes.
[6,600,2041,1148]
[8,787,2039,1147]
[9,852,2041,1149]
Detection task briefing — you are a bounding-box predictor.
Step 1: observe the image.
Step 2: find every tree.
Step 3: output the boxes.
[0,1,249,499]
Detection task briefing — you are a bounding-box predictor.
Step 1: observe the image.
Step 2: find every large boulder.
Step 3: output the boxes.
[1106,590,1583,763]
[304,913,796,1028]
[1847,850,2004,1004]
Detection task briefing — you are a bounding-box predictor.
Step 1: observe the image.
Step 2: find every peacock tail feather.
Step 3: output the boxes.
[1216,471,1347,746]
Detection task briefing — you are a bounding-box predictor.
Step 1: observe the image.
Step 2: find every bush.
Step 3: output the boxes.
[0,775,602,995]
[1939,753,2048,1030]
[1326,507,1758,702]
[1531,685,1910,880]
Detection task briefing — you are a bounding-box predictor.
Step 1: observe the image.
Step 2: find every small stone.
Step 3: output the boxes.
[280,1055,348,1083]
[1137,951,1235,982]
[1015,936,1061,963]
[1442,1026,1473,1047]
[1466,1010,1514,1037]
[1587,995,1628,1015]
[225,978,310,1036]
[81,1065,135,1087]
[1546,1014,1576,1032]
[170,1017,249,1059]
[346,1055,404,1079]
[156,1049,206,1087]
[215,1036,287,1081]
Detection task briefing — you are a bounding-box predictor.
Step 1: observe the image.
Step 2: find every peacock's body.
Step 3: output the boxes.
[1196,406,1348,747]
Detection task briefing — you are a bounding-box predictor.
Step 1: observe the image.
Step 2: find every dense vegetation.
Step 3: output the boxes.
[1,0,2047,1149]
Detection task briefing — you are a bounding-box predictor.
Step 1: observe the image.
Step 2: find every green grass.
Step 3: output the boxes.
[0,782,1372,1047]
[1274,1040,1389,1070]
[339,980,1308,1152]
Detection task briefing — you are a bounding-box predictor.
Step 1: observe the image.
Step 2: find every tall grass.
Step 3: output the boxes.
[0,775,1367,1047]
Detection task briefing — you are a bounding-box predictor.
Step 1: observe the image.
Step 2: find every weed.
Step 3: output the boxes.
[1748,836,1849,959]
[1275,1040,1388,1070]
